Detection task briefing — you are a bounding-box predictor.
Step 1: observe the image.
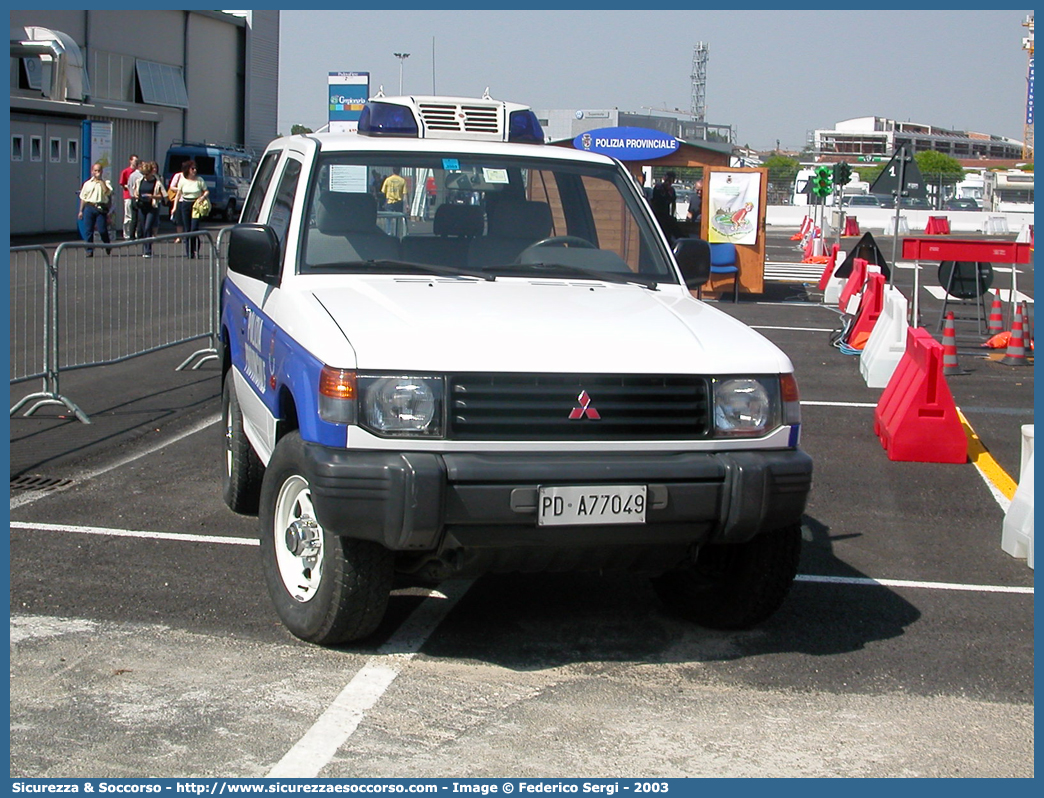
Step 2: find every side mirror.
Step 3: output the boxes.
[227,224,281,285]
[673,238,710,290]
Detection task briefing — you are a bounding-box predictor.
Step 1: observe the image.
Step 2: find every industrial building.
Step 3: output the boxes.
[537,107,734,149]
[9,10,279,235]
[812,117,1026,161]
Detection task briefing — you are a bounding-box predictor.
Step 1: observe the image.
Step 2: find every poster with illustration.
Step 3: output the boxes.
[707,171,761,244]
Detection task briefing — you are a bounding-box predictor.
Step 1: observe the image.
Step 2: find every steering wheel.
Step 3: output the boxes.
[527,235,596,249]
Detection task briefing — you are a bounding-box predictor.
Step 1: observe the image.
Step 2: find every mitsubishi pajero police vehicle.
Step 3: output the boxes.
[221,93,812,645]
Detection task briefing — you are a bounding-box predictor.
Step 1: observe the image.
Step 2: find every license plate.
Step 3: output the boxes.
[537,485,647,526]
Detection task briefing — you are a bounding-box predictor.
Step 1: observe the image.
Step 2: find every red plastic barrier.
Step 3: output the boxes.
[838,257,868,312]
[901,238,1031,264]
[802,227,821,260]
[925,216,951,235]
[843,216,860,236]
[846,273,885,349]
[816,243,841,291]
[873,327,967,463]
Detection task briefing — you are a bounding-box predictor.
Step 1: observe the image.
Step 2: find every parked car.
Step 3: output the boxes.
[221,93,812,645]
[846,194,885,208]
[943,198,981,211]
[898,197,931,210]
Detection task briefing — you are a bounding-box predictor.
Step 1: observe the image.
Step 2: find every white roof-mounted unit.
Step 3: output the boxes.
[10,26,89,102]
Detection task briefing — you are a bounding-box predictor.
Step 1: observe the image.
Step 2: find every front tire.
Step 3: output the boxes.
[222,378,264,514]
[652,524,801,630]
[259,432,393,645]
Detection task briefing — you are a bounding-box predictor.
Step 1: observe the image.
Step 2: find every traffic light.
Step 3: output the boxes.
[833,161,852,187]
[812,166,833,197]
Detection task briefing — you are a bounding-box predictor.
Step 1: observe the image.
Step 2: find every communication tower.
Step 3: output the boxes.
[1023,15,1034,159]
[690,42,708,124]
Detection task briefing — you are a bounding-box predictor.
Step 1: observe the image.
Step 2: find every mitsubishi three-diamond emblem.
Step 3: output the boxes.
[568,390,600,420]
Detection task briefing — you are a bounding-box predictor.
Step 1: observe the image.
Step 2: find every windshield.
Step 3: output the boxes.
[298,151,677,283]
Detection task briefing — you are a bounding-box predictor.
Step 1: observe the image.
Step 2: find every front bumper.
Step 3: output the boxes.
[301,445,812,556]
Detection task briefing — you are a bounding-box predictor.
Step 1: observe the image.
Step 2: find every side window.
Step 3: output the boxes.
[267,158,303,258]
[241,151,281,224]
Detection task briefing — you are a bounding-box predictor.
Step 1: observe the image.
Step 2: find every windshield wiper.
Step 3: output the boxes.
[486,262,658,290]
[320,259,496,282]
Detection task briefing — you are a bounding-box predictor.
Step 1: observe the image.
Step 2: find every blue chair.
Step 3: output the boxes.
[708,242,740,302]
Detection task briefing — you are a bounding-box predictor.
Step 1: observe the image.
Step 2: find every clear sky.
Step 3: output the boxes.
[277,9,1034,151]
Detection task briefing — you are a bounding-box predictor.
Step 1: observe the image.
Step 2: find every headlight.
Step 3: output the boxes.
[359,375,443,436]
[712,377,780,437]
[318,369,444,436]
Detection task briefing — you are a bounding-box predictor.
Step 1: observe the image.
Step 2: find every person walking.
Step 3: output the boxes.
[381,166,407,213]
[133,161,165,257]
[168,167,184,242]
[119,154,140,240]
[650,171,680,244]
[172,160,209,258]
[424,174,437,219]
[381,166,408,234]
[370,169,384,209]
[77,162,114,257]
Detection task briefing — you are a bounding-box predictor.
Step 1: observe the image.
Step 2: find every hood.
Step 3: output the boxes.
[302,275,793,375]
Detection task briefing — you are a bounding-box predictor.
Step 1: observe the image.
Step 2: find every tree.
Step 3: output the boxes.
[762,154,800,204]
[914,151,965,207]
[915,150,965,183]
[290,124,314,135]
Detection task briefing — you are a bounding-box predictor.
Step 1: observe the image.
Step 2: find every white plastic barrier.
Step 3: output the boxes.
[1001,425,1034,568]
[884,215,910,235]
[1015,223,1033,243]
[860,286,910,388]
[823,273,845,306]
[984,216,1010,235]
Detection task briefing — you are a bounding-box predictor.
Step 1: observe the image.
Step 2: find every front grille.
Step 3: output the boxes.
[448,374,711,441]
[418,102,502,136]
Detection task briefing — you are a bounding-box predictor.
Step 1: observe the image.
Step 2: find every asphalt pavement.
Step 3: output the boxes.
[7,224,1035,779]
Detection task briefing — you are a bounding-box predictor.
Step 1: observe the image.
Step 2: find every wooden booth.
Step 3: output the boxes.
[552,137,769,298]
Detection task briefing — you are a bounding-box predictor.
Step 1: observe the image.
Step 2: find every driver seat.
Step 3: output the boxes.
[468,199,553,269]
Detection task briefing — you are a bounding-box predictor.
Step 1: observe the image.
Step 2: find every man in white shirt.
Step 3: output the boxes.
[126,161,145,239]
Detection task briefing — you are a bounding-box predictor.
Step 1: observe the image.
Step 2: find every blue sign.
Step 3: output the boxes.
[328,72,369,128]
[572,126,679,161]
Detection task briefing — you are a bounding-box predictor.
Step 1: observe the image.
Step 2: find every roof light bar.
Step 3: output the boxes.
[357,102,419,138]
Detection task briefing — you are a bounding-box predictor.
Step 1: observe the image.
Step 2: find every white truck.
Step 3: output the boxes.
[221,93,813,645]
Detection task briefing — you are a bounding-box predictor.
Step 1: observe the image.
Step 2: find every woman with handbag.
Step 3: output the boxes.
[133,161,166,258]
[168,167,184,242]
[77,162,114,258]
[172,160,210,259]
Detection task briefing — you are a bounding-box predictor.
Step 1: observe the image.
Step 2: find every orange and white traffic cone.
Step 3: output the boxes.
[941,312,965,376]
[791,216,811,241]
[986,291,1005,334]
[1000,304,1030,366]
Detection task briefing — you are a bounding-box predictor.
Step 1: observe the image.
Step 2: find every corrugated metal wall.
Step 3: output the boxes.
[243,10,280,155]
[98,117,159,167]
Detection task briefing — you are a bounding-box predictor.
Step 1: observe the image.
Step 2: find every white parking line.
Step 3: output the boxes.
[9,413,221,511]
[796,574,1032,594]
[266,579,472,779]
[11,518,1030,775]
[801,400,878,408]
[751,325,836,332]
[10,521,1031,596]
[9,521,258,546]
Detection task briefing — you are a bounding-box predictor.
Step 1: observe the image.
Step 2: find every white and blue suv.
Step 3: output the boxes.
[221,93,812,645]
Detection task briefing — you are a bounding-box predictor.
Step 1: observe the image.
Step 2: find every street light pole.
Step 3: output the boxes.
[393,52,410,94]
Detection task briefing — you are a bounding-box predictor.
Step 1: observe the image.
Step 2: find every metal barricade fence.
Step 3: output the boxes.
[10,246,53,386]
[10,229,228,425]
